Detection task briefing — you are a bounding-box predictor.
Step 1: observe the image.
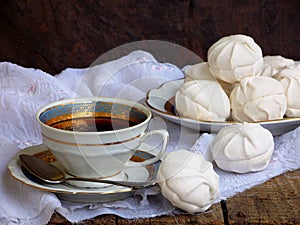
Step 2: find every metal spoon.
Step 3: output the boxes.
[19,154,156,189]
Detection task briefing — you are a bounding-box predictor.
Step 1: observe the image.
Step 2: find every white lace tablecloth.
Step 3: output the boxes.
[0,51,299,224]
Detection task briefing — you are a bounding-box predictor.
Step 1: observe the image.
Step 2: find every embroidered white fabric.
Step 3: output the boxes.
[0,51,299,224]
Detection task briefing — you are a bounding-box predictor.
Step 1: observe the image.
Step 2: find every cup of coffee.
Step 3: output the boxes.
[36,97,168,178]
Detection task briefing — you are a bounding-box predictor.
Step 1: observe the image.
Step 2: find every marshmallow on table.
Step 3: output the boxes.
[157,150,219,213]
[230,76,287,122]
[260,55,295,77]
[175,80,230,122]
[210,123,274,173]
[207,34,263,83]
[275,64,300,117]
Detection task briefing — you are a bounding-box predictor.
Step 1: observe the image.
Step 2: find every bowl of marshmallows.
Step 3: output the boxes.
[176,34,300,124]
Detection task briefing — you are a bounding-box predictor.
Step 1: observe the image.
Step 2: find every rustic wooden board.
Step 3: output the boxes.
[227,170,300,224]
[48,169,300,225]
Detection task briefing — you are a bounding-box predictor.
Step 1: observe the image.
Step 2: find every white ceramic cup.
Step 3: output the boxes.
[36,97,168,178]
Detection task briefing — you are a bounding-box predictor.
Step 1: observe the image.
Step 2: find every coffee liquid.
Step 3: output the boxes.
[51,117,142,132]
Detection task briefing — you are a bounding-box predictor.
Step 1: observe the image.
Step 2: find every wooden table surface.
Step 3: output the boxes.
[48,169,300,225]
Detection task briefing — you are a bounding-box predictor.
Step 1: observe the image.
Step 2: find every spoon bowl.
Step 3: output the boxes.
[19,154,156,189]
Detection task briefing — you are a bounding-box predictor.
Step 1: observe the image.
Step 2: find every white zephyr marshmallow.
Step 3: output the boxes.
[275,64,300,117]
[207,34,263,83]
[184,62,216,82]
[184,62,236,96]
[175,80,230,121]
[210,123,274,173]
[230,76,287,122]
[157,150,219,213]
[260,55,295,77]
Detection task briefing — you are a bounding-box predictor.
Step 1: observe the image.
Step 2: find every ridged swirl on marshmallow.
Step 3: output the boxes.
[210,123,274,173]
[175,80,230,122]
[184,62,236,96]
[230,76,287,122]
[208,34,263,83]
[260,55,295,77]
[275,64,300,117]
[157,150,219,213]
[184,62,216,83]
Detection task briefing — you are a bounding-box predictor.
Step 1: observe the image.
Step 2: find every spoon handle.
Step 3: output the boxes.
[64,177,156,188]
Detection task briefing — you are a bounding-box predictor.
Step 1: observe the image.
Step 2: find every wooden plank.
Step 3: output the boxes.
[48,213,73,225]
[117,218,150,225]
[48,214,117,225]
[148,207,224,225]
[48,169,300,224]
[227,169,300,224]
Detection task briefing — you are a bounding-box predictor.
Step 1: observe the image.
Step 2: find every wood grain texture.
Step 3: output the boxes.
[48,169,300,225]
[227,170,300,224]
[0,0,299,74]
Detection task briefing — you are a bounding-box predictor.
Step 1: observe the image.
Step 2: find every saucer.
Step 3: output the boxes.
[63,170,128,188]
[8,144,159,203]
[62,168,128,188]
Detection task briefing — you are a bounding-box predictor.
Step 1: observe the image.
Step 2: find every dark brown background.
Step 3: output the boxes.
[0,0,299,75]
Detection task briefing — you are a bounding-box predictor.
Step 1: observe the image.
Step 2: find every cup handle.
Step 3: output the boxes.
[124,129,169,167]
